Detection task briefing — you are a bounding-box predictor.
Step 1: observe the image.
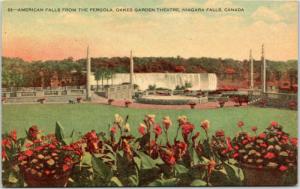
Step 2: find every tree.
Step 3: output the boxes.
[104,70,112,86]
[94,69,102,91]
[288,68,297,89]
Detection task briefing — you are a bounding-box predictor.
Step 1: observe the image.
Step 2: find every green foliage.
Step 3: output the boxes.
[55,121,66,145]
[148,84,156,90]
[91,155,113,185]
[190,179,207,186]
[136,151,159,170]
[2,56,297,88]
[148,178,179,186]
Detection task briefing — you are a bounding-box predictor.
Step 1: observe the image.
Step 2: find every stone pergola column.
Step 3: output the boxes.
[86,46,91,100]
[261,44,266,93]
[249,49,254,89]
[130,50,134,85]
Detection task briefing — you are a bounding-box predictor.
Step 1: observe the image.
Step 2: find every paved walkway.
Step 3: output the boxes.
[91,97,247,110]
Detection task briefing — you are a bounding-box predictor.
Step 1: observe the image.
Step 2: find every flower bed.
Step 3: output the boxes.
[2,116,297,187]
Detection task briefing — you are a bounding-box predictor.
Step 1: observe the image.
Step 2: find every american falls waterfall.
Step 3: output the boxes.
[90,73,217,91]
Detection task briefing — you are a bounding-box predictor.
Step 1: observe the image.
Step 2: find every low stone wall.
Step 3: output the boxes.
[3,95,85,104]
[2,88,86,104]
[2,89,85,98]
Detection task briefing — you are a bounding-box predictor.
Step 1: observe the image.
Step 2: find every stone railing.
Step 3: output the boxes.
[2,89,85,98]
[2,86,86,92]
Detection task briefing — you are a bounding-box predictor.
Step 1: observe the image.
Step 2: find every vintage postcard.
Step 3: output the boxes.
[1,0,298,187]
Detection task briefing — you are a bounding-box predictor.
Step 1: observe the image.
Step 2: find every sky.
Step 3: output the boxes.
[2,0,299,61]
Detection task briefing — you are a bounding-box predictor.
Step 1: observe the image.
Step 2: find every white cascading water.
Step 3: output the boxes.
[90,73,217,91]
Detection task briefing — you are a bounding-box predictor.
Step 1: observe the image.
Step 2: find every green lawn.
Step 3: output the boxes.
[2,104,298,139]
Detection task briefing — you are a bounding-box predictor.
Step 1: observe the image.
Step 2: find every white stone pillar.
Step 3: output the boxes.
[261,44,266,93]
[250,49,254,89]
[130,50,134,85]
[86,46,91,100]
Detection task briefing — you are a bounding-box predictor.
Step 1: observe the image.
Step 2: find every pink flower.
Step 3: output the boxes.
[264,152,275,159]
[270,121,278,127]
[237,121,244,128]
[290,138,298,146]
[215,130,225,137]
[279,165,288,171]
[258,133,266,139]
[260,143,267,148]
[251,126,257,132]
[242,140,248,145]
[233,153,239,158]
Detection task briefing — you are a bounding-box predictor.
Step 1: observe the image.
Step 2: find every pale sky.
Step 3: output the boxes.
[2,0,299,61]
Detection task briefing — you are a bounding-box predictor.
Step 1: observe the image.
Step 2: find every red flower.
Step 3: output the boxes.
[9,130,17,142]
[34,146,44,151]
[242,140,248,145]
[49,144,56,149]
[270,121,278,127]
[251,126,257,132]
[282,135,289,140]
[276,131,283,136]
[138,124,146,136]
[64,156,73,163]
[2,149,7,161]
[234,146,239,150]
[28,125,40,140]
[215,130,224,137]
[181,122,194,136]
[153,124,162,136]
[110,126,117,134]
[25,143,32,148]
[63,164,71,171]
[44,169,50,175]
[84,130,100,153]
[226,137,233,151]
[176,141,188,154]
[264,152,275,159]
[24,150,33,157]
[233,153,239,158]
[160,149,176,166]
[259,143,267,148]
[2,138,12,149]
[258,133,266,139]
[290,138,298,146]
[279,165,288,171]
[237,121,244,128]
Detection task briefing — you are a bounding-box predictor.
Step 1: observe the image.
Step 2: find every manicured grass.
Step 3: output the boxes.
[2,104,298,139]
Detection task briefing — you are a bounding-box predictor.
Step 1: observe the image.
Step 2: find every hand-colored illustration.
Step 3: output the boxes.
[2,0,298,187]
